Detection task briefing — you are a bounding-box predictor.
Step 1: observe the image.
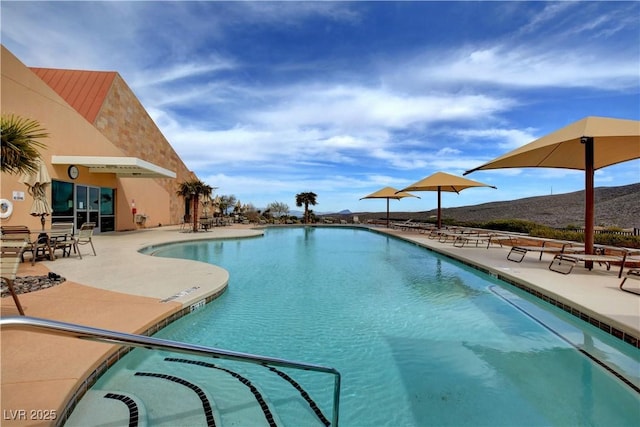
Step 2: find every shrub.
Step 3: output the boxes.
[481,219,539,234]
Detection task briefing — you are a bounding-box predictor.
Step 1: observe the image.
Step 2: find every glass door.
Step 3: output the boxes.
[76,185,101,233]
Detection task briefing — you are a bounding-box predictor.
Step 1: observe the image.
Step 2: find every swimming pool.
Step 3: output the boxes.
[83,227,639,426]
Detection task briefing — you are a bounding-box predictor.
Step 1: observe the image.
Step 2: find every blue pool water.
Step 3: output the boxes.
[129,227,637,425]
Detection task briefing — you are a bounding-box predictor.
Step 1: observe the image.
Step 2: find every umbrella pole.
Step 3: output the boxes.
[583,137,595,261]
[386,198,390,228]
[437,187,442,229]
[40,214,46,230]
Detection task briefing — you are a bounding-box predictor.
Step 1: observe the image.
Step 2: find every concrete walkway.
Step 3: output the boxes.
[1,224,638,426]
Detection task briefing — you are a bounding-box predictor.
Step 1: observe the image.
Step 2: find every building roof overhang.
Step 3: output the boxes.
[51,156,176,179]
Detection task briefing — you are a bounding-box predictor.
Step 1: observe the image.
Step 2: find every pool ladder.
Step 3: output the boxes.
[1,316,341,426]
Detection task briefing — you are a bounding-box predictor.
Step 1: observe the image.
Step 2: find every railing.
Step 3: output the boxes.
[1,316,341,426]
[558,227,640,237]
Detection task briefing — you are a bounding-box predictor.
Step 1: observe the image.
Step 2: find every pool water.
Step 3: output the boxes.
[120,227,638,425]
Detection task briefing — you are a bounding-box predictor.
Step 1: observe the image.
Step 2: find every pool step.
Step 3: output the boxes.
[65,360,328,426]
[65,390,148,427]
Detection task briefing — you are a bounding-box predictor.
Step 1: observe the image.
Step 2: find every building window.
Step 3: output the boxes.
[51,180,74,217]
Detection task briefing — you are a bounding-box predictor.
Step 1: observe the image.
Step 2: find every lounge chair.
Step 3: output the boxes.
[432,227,472,243]
[453,232,514,248]
[548,245,631,278]
[619,269,640,295]
[391,219,413,230]
[1,225,54,265]
[72,222,96,259]
[1,242,28,315]
[507,239,580,263]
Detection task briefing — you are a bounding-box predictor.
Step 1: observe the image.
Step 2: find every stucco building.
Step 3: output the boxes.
[1,45,197,232]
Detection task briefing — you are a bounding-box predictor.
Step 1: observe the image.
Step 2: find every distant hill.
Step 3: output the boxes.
[334,183,640,229]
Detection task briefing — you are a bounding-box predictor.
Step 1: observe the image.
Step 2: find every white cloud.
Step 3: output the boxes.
[2,1,637,213]
[454,127,538,150]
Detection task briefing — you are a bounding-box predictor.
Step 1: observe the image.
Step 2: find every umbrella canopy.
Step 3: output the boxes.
[19,158,52,230]
[398,172,496,229]
[464,116,640,254]
[360,186,419,228]
[200,193,212,216]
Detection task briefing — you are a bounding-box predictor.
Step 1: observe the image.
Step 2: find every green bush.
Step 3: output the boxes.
[594,233,640,248]
[481,219,539,234]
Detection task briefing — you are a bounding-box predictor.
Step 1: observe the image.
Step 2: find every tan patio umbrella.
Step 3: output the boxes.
[19,158,52,230]
[398,172,496,229]
[360,186,419,228]
[201,193,212,217]
[464,116,640,255]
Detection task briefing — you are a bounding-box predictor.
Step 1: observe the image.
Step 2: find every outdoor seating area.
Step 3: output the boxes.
[180,215,235,232]
[385,223,640,283]
[0,222,96,264]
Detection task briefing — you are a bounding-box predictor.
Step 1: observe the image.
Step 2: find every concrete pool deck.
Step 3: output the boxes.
[1,224,639,426]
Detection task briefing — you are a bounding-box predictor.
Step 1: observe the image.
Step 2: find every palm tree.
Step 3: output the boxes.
[1,114,48,175]
[176,179,214,232]
[295,192,318,224]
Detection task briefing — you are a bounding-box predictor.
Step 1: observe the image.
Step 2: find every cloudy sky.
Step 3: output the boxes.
[2,1,639,213]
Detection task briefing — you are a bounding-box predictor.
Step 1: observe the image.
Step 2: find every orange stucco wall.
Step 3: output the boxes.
[0,46,195,231]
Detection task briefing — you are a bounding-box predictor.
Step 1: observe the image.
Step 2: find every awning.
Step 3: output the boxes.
[51,155,176,178]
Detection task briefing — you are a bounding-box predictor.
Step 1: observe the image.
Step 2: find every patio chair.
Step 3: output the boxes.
[72,222,96,259]
[50,222,75,258]
[1,242,28,315]
[180,214,191,231]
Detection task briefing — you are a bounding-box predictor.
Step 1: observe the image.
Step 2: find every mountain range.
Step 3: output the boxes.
[330,183,639,229]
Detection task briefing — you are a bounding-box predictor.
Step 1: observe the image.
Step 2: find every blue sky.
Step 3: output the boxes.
[2,1,639,214]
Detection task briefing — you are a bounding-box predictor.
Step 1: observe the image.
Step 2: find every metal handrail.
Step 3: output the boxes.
[1,316,341,426]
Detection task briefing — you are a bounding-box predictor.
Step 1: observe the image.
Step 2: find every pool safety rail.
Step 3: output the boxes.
[1,316,341,426]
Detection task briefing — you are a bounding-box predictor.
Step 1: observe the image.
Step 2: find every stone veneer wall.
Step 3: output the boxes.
[93,74,196,224]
